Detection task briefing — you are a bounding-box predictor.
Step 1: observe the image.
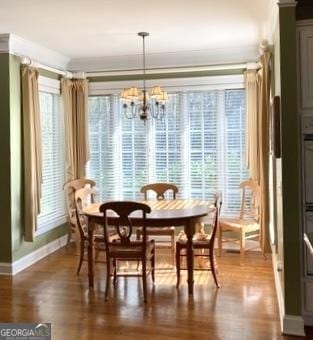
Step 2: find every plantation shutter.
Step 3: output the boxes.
[153,93,183,198]
[187,91,218,201]
[224,89,247,213]
[87,95,118,200]
[37,91,66,229]
[121,103,148,200]
[86,87,247,214]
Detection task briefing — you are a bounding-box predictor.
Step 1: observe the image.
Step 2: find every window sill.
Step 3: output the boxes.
[36,216,67,236]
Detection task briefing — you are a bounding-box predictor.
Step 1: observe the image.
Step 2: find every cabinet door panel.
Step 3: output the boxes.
[306,212,313,275]
[304,141,313,204]
[298,26,313,111]
[305,282,313,312]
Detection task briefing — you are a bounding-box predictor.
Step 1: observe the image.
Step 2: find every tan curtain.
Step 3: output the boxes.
[245,69,259,180]
[244,51,272,253]
[61,79,90,180]
[21,66,42,242]
[258,51,271,253]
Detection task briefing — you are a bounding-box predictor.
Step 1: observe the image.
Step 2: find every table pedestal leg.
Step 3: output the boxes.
[88,221,94,288]
[185,220,195,295]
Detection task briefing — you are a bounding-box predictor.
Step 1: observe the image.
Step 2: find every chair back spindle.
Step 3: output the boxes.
[239,180,260,221]
[74,187,98,240]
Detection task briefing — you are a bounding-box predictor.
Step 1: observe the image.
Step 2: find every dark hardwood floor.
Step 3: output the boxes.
[0,245,307,339]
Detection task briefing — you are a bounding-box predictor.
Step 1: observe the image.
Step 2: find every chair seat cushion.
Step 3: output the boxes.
[94,227,117,241]
[219,218,259,232]
[108,241,154,258]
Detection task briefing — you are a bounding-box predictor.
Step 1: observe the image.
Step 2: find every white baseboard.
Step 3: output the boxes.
[272,250,305,336]
[282,315,305,336]
[0,234,68,276]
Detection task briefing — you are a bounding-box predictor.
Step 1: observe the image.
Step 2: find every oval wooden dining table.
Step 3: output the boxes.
[83,199,214,295]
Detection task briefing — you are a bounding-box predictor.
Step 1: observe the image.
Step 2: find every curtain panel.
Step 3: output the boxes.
[258,51,271,253]
[244,51,271,254]
[61,79,89,180]
[245,69,259,180]
[21,66,42,242]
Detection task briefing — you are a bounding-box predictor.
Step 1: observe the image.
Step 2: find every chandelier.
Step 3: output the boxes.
[120,32,168,121]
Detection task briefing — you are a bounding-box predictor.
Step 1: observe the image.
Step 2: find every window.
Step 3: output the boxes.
[37,77,66,234]
[154,94,182,189]
[87,77,247,214]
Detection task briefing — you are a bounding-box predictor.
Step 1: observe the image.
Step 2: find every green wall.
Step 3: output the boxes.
[272,9,286,305]
[0,54,13,263]
[0,54,67,264]
[9,54,23,260]
[279,6,302,316]
[38,68,60,80]
[88,68,245,82]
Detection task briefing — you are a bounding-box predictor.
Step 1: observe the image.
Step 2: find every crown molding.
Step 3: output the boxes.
[68,44,259,72]
[0,33,70,70]
[0,33,258,75]
[278,0,297,8]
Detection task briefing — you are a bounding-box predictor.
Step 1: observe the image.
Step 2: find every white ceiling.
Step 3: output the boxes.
[0,0,270,62]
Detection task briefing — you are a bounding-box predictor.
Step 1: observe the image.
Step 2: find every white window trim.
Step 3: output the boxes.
[36,216,68,236]
[89,75,244,96]
[36,76,66,236]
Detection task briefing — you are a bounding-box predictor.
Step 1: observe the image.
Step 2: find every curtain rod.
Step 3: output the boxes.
[19,57,260,79]
[85,62,259,78]
[20,56,76,78]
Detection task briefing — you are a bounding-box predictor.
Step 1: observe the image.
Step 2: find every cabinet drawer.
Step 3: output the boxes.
[303,117,313,134]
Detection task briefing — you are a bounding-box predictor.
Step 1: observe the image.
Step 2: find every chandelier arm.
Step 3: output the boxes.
[123,101,139,119]
[151,100,165,120]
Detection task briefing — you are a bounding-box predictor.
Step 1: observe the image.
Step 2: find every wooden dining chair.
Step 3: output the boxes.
[218,180,260,263]
[74,187,110,275]
[136,183,178,265]
[100,201,155,303]
[176,192,222,288]
[63,178,96,248]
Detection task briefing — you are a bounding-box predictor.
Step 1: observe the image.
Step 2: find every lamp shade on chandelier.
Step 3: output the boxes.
[120,32,168,121]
